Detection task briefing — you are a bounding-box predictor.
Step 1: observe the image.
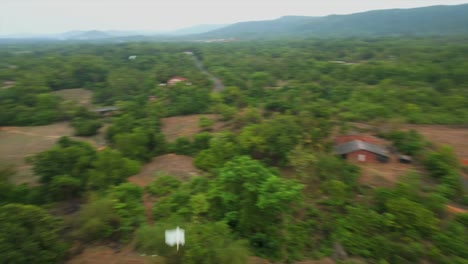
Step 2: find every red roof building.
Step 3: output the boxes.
[168,76,188,86]
[335,135,389,163]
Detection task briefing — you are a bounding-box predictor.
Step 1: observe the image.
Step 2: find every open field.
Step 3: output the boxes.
[128,154,201,187]
[404,124,468,160]
[161,114,225,142]
[0,122,106,184]
[53,88,94,108]
[66,245,156,264]
[359,157,419,187]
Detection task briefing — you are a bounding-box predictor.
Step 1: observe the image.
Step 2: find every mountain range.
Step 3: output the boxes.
[1,4,468,41]
[200,4,468,38]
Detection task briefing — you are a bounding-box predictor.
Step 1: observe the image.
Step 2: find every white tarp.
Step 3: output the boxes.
[165,226,185,251]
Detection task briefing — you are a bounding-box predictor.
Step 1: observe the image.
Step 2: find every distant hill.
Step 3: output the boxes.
[200,4,468,38]
[166,24,228,36]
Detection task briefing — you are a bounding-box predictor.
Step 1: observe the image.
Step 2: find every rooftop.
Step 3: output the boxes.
[335,140,389,157]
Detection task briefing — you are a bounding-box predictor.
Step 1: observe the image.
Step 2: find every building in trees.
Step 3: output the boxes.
[168,76,189,86]
[335,139,389,163]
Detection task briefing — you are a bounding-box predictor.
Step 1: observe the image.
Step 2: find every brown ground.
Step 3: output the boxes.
[358,156,419,187]
[446,204,468,214]
[53,88,94,108]
[161,114,225,142]
[295,258,336,264]
[404,124,468,159]
[128,154,201,187]
[0,122,106,184]
[66,245,159,264]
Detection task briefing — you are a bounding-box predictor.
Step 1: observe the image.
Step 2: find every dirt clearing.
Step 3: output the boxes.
[53,88,94,108]
[128,154,201,187]
[404,125,468,160]
[67,245,156,264]
[0,122,106,184]
[358,157,419,187]
[0,123,75,184]
[161,114,224,142]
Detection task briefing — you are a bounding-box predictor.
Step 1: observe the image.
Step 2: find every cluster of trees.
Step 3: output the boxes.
[1,37,467,264]
[198,37,468,124]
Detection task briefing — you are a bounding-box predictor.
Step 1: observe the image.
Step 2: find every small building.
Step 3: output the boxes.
[399,155,412,164]
[168,76,189,86]
[128,55,137,60]
[335,140,390,163]
[93,106,119,116]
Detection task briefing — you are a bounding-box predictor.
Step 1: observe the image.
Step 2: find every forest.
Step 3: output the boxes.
[0,36,467,264]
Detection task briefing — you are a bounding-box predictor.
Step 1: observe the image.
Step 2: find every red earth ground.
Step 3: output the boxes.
[161,114,225,142]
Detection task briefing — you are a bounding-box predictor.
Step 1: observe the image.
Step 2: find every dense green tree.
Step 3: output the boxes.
[87,149,141,190]
[0,204,68,264]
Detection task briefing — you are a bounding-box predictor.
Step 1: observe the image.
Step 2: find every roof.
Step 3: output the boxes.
[169,76,188,82]
[93,106,119,112]
[335,140,389,157]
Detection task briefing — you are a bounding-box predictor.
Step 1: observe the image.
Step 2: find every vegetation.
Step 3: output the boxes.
[0,36,467,263]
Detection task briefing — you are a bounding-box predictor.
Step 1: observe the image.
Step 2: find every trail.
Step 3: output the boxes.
[447,204,467,214]
[188,53,225,92]
[143,193,154,226]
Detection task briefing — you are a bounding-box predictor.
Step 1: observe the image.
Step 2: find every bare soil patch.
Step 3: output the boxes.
[358,156,419,187]
[128,154,201,187]
[0,123,75,184]
[295,258,336,264]
[446,204,468,214]
[404,124,468,160]
[161,114,225,142]
[0,122,106,184]
[53,88,94,108]
[66,245,157,264]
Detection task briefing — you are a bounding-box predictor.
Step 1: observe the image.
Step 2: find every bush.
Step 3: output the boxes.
[147,174,182,197]
[199,117,215,131]
[71,117,102,136]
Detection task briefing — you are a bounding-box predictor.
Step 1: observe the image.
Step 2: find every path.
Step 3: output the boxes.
[143,193,155,225]
[188,53,225,92]
[447,204,468,214]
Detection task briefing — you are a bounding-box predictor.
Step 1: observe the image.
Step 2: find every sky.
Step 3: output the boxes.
[1,0,468,35]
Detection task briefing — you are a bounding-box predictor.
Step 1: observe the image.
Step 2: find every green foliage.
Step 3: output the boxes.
[199,116,215,131]
[424,146,463,200]
[169,137,194,155]
[211,156,304,259]
[147,174,182,197]
[71,117,102,136]
[0,204,68,264]
[238,115,302,164]
[87,149,141,190]
[74,198,121,241]
[184,222,250,264]
[385,130,427,156]
[194,132,241,170]
[108,183,145,241]
[135,222,250,264]
[192,132,213,154]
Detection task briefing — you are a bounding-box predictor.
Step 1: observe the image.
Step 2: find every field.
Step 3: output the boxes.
[404,124,468,161]
[161,114,225,142]
[358,157,419,187]
[0,122,106,184]
[128,154,201,187]
[66,245,156,264]
[52,88,94,108]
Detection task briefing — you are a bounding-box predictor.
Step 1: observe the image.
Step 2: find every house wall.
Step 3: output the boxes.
[346,150,379,163]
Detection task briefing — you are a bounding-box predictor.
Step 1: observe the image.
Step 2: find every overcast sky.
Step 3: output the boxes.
[1,0,467,35]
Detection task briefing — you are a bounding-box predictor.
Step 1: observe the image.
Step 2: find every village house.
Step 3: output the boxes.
[335,135,390,163]
[167,76,188,86]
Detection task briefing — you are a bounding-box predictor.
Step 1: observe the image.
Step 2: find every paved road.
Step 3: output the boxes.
[190,53,225,92]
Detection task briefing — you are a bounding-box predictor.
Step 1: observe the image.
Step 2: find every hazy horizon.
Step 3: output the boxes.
[2,0,468,35]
